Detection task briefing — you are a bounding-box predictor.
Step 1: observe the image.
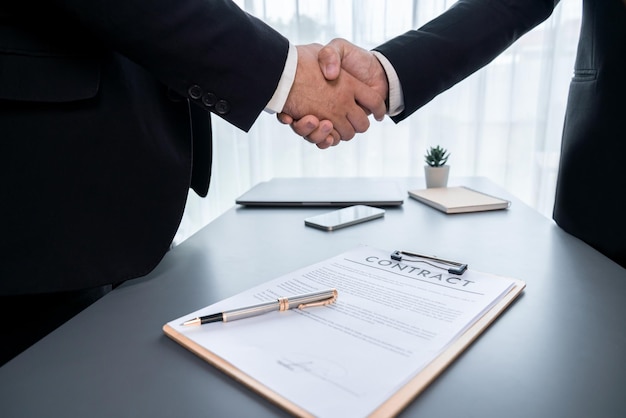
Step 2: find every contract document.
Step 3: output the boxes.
[164,246,525,418]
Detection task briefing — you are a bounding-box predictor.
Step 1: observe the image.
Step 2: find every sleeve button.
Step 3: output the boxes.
[215,100,230,115]
[202,93,217,107]
[188,85,203,100]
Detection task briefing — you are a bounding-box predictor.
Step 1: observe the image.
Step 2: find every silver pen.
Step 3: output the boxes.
[181,288,338,326]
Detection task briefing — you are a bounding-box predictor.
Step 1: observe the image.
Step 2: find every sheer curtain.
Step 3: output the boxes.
[174,0,582,245]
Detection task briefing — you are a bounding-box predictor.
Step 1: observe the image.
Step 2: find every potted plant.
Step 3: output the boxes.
[424,145,450,188]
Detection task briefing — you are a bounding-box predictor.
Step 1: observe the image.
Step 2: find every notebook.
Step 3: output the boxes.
[235,177,404,207]
[408,186,511,214]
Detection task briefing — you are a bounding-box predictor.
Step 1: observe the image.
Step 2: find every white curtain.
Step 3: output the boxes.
[174,0,583,245]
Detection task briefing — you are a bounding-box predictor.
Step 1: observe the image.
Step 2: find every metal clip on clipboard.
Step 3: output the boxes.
[390,250,468,275]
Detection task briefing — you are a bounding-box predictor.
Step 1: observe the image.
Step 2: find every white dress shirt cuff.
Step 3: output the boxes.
[265,43,297,114]
[372,50,404,117]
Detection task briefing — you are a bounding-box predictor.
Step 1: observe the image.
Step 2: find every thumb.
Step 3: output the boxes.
[318,38,346,81]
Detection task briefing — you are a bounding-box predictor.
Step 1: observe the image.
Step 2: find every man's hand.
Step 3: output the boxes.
[280,43,386,148]
[278,39,390,145]
[318,38,388,101]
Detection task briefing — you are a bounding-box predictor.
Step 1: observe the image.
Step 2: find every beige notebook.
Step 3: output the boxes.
[408,186,511,214]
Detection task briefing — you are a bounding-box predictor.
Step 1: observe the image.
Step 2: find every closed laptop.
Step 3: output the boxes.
[235,177,404,207]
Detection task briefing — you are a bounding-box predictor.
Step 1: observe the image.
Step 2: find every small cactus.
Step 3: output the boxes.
[424,146,450,167]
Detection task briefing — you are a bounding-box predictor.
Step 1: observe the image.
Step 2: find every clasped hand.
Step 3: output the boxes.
[280,41,389,149]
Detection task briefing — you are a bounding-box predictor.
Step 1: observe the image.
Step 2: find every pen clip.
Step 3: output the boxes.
[298,294,338,310]
[391,250,468,275]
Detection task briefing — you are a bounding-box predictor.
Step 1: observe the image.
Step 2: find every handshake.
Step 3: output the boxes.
[278,39,390,150]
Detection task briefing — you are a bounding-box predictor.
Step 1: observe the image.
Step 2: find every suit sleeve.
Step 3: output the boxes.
[52,0,289,131]
[374,0,559,123]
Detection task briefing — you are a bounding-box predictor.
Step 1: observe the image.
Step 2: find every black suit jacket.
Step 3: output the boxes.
[375,0,626,268]
[0,1,289,294]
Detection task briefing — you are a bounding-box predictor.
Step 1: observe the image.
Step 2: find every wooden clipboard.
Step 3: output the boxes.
[163,277,525,418]
[368,278,525,417]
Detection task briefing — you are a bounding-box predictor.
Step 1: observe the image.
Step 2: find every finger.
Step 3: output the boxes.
[318,128,342,149]
[320,128,341,148]
[289,115,323,137]
[315,137,333,150]
[318,38,346,81]
[353,82,387,122]
[333,119,356,140]
[346,106,371,135]
[301,120,334,144]
[338,75,372,134]
[277,113,293,125]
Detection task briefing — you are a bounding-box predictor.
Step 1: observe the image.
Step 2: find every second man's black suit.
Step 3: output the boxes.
[375,0,626,268]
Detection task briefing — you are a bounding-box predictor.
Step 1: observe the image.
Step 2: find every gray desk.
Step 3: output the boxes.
[1,177,625,418]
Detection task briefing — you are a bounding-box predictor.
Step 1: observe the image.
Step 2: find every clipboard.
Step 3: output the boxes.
[163,247,525,418]
[368,277,524,416]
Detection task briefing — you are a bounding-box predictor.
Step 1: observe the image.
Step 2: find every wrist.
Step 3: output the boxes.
[371,50,404,116]
[265,43,298,114]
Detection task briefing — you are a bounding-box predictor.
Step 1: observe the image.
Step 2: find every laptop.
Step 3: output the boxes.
[235,177,404,207]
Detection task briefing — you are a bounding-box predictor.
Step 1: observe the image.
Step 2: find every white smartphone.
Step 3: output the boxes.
[304,205,385,231]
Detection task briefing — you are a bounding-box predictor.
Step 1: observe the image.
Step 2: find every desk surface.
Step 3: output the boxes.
[2,177,625,418]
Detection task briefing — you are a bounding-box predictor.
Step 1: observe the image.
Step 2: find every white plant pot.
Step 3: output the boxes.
[424,165,450,188]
